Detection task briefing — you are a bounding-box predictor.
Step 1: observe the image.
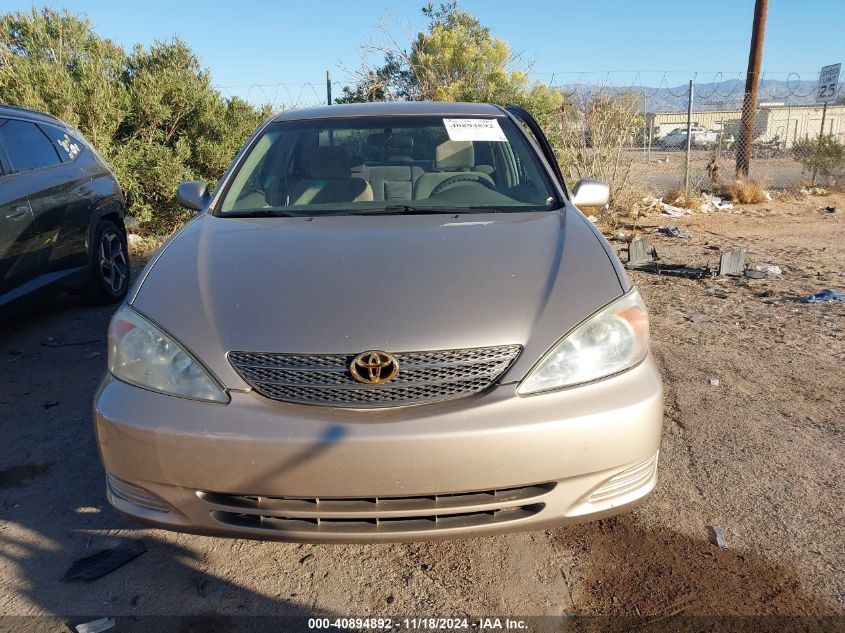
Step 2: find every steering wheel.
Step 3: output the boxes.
[430,173,496,197]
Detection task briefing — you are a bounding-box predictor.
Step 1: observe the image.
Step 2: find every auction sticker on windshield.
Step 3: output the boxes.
[443,118,507,142]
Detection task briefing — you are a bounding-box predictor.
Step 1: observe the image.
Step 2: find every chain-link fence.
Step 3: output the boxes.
[545,71,845,199]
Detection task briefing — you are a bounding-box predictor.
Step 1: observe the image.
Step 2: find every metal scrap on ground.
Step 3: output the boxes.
[63,540,147,581]
[623,241,759,279]
[75,617,116,633]
[655,225,691,239]
[718,248,747,277]
[708,526,728,548]
[624,238,712,278]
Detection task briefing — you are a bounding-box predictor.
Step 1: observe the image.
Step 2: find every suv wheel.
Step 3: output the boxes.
[84,219,129,304]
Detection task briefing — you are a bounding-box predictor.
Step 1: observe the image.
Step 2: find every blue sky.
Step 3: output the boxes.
[4,0,843,105]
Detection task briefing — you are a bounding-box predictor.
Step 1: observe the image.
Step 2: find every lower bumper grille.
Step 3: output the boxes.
[107,474,170,514]
[588,452,658,503]
[199,483,553,535]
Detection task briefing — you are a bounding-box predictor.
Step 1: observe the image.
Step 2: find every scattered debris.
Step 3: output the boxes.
[624,238,713,278]
[586,215,598,223]
[821,206,838,213]
[764,191,773,202]
[718,247,747,276]
[709,378,720,387]
[709,285,729,299]
[75,617,116,633]
[63,540,147,581]
[754,264,782,276]
[639,196,691,217]
[43,401,59,410]
[707,526,728,548]
[625,238,659,267]
[660,204,691,217]
[700,195,734,213]
[386,595,395,604]
[799,289,845,304]
[744,269,767,279]
[655,225,691,239]
[300,553,315,565]
[688,314,711,324]
[611,232,628,242]
[800,186,827,196]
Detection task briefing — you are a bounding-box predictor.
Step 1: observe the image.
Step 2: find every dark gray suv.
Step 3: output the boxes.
[0,104,128,315]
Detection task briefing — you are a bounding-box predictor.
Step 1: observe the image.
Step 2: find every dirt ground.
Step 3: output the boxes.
[1,193,843,631]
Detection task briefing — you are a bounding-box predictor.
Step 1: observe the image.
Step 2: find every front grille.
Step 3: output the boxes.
[228,345,521,408]
[199,483,553,535]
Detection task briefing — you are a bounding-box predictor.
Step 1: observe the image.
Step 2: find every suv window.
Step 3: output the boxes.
[39,122,83,162]
[0,118,62,173]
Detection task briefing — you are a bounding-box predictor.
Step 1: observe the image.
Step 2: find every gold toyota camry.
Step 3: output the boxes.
[94,102,663,542]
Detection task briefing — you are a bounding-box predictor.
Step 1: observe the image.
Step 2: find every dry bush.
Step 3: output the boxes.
[719,177,768,204]
[557,90,644,205]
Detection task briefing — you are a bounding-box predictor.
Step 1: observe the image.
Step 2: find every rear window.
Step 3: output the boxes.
[0,118,61,172]
[218,115,557,216]
[39,122,83,162]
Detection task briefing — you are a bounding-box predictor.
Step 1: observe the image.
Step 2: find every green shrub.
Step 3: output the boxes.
[0,7,270,237]
[791,135,845,180]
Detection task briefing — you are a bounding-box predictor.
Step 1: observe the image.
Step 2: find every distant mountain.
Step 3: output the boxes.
[557,79,825,112]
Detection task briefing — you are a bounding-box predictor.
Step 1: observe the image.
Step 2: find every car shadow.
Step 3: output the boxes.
[547,513,841,632]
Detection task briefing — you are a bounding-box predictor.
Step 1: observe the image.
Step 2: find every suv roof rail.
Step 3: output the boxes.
[0,103,61,122]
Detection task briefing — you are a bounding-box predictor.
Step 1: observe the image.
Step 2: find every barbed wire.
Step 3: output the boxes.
[210,70,839,112]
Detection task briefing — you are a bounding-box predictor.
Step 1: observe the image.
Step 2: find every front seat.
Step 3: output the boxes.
[290,147,373,205]
[414,140,494,200]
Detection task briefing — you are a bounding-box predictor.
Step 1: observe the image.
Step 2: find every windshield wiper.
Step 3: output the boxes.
[223,209,302,218]
[353,205,499,216]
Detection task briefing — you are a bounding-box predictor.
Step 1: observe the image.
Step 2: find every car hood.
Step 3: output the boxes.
[131,209,626,390]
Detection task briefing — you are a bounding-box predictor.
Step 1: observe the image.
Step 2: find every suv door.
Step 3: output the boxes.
[0,117,68,280]
[0,134,40,296]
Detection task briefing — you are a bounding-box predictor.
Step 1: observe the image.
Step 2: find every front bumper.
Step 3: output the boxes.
[94,355,663,543]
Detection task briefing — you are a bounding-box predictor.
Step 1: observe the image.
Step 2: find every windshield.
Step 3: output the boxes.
[217,115,557,216]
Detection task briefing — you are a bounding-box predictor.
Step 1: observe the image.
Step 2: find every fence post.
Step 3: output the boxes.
[684,79,694,194]
[643,93,647,158]
[812,101,828,183]
[326,71,332,106]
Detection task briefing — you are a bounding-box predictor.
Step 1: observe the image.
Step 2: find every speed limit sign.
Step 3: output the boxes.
[816,63,841,103]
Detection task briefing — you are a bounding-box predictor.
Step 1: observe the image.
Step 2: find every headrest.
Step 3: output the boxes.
[367,133,414,150]
[310,147,350,179]
[435,140,474,170]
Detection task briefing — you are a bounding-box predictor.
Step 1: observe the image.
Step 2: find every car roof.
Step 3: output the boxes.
[0,104,64,126]
[272,101,506,122]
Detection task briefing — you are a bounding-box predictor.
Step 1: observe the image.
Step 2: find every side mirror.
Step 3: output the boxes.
[571,179,610,208]
[176,181,210,212]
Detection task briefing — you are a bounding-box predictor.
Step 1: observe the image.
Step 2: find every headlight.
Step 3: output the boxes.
[517,289,649,395]
[107,304,229,403]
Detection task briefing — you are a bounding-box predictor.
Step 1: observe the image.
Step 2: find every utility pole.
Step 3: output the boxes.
[737,0,768,176]
[326,70,332,106]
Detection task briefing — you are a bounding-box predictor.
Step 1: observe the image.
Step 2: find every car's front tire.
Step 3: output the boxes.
[83,219,129,304]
